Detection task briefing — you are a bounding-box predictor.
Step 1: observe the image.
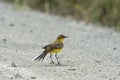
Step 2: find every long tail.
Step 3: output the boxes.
[34,50,48,61]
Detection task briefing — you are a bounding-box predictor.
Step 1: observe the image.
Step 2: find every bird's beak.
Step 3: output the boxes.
[64,36,68,38]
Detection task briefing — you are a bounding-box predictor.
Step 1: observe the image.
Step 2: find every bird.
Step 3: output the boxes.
[33,34,68,64]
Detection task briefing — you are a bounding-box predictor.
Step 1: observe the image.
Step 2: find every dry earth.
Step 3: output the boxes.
[0,1,120,80]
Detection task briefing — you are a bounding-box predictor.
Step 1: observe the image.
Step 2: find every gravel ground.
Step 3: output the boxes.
[0,2,120,80]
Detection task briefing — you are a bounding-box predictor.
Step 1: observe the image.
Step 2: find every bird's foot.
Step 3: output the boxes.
[56,62,62,66]
[50,61,54,64]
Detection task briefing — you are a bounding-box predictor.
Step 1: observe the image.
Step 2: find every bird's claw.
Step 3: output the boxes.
[56,62,62,66]
[50,61,54,64]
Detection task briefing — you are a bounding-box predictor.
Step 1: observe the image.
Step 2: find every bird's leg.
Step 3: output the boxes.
[50,54,54,64]
[55,53,60,64]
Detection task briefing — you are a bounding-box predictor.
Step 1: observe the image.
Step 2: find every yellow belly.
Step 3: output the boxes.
[49,48,63,54]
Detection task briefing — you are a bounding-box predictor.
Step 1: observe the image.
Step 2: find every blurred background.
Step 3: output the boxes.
[4,0,120,31]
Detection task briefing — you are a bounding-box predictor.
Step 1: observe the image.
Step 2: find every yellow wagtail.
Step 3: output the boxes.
[34,34,68,64]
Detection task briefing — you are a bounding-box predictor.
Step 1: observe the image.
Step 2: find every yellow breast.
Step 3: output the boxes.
[49,48,63,54]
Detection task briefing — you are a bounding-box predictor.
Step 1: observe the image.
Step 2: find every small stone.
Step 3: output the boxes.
[98,70,101,72]
[113,48,117,50]
[11,61,17,67]
[4,59,7,61]
[14,73,22,78]
[2,39,7,42]
[68,68,76,71]
[118,73,120,76]
[11,77,13,79]
[95,60,102,65]
[9,23,15,27]
[113,77,116,80]
[31,76,36,79]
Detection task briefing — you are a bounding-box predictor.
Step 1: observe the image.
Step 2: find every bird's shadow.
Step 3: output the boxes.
[40,63,69,67]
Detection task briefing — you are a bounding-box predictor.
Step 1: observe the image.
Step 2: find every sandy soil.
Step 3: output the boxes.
[0,1,120,80]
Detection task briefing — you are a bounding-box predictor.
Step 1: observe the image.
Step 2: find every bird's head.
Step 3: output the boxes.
[56,34,68,42]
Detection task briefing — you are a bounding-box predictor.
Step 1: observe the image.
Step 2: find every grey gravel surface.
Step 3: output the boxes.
[0,2,120,80]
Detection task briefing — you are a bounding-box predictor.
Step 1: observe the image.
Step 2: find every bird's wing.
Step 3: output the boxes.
[43,42,63,51]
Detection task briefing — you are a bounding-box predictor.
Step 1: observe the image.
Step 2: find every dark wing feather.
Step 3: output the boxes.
[43,42,63,52]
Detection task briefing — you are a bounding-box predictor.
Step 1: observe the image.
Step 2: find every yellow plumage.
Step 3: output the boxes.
[49,48,63,54]
[34,34,68,64]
